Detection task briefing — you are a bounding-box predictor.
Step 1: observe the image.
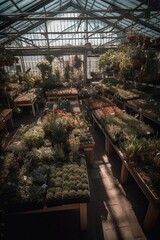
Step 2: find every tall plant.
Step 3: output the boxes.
[36,61,52,81]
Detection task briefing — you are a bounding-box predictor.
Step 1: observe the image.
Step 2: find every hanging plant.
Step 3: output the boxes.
[130,46,146,70]
[36,61,52,81]
[45,55,54,65]
[0,54,18,67]
[73,54,82,69]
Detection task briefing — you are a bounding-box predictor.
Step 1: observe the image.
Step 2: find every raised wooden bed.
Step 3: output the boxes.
[120,159,160,231]
[91,111,160,231]
[46,88,78,101]
[14,88,41,116]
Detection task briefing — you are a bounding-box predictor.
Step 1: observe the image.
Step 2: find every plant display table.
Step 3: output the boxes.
[46,88,78,101]
[0,109,14,129]
[105,135,160,232]
[83,95,115,123]
[90,107,160,230]
[14,88,41,116]
[44,100,81,115]
[0,122,90,230]
[84,95,114,111]
[7,83,22,100]
[124,98,160,125]
[92,106,153,144]
[12,203,87,230]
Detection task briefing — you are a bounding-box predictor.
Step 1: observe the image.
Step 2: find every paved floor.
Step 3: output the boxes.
[4,105,160,240]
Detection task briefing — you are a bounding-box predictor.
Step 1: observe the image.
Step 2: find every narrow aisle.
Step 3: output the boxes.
[87,125,147,240]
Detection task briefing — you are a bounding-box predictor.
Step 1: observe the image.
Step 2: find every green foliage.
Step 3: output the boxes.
[73,55,82,69]
[54,68,61,80]
[23,125,45,149]
[54,144,66,161]
[64,61,71,82]
[36,61,52,80]
[45,55,54,64]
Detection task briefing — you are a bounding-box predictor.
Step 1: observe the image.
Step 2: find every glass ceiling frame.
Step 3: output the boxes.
[0,0,159,55]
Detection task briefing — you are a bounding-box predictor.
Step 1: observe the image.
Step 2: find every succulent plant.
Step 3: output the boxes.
[23,125,45,149]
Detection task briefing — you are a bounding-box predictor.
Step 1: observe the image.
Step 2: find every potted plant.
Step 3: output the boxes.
[121,136,160,197]
[36,61,52,81]
[22,125,45,149]
[46,152,90,207]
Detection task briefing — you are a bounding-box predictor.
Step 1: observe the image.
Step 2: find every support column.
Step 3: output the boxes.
[83,50,87,84]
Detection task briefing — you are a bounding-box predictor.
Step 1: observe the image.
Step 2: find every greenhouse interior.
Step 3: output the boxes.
[0,0,160,239]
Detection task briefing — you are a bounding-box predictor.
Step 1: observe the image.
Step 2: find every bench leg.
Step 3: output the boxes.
[120,162,128,184]
[80,203,87,230]
[143,203,160,231]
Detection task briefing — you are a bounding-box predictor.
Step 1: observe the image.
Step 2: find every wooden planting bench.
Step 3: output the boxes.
[14,88,41,117]
[0,109,14,129]
[91,111,160,231]
[11,202,88,231]
[46,88,78,102]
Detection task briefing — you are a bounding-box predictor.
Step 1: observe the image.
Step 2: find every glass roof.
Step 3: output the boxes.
[0,0,159,53]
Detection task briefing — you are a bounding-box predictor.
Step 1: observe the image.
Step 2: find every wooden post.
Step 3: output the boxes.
[105,137,113,156]
[80,203,87,230]
[31,103,36,117]
[143,202,160,231]
[88,149,94,166]
[120,161,128,184]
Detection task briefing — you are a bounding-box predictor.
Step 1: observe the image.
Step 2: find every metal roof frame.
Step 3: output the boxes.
[0,0,159,54]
